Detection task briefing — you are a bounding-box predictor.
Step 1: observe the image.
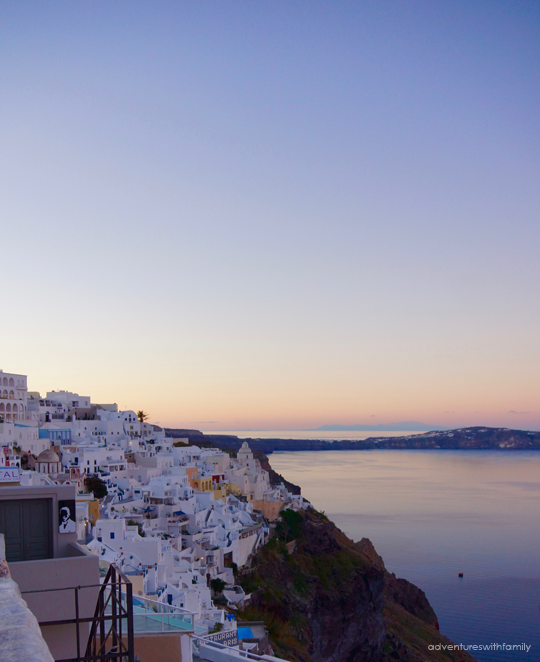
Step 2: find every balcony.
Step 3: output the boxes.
[129,594,194,634]
[14,561,195,662]
[11,543,100,661]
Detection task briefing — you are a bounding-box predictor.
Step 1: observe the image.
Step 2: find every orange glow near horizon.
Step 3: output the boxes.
[2,3,540,436]
[13,349,539,432]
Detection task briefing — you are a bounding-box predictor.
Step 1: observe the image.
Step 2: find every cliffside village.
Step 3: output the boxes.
[0,369,306,660]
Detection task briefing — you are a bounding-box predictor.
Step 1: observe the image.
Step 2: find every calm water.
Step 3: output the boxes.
[205,430,424,440]
[271,450,540,662]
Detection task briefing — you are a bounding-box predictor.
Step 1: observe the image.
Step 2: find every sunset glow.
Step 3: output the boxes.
[2,2,539,431]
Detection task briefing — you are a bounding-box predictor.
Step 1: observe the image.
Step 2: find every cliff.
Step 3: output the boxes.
[237,509,475,662]
[255,451,302,495]
[166,426,540,454]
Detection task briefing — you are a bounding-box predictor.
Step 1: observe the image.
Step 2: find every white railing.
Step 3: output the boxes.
[192,635,289,662]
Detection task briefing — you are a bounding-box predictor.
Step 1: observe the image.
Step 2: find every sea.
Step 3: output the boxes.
[266,446,540,662]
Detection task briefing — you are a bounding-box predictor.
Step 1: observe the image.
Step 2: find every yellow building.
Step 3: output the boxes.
[253,498,283,522]
[76,495,100,524]
[226,483,242,497]
[209,486,227,501]
[193,476,213,492]
[87,498,100,524]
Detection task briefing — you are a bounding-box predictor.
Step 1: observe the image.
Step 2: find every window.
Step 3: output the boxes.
[110,532,115,539]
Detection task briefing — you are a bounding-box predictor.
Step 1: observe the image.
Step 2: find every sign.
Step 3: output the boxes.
[0,467,20,483]
[59,500,77,533]
[203,630,239,647]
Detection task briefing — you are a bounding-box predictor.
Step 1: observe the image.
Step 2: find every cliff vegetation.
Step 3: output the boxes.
[236,509,475,662]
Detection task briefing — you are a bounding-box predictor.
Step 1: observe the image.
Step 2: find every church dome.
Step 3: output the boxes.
[37,449,60,463]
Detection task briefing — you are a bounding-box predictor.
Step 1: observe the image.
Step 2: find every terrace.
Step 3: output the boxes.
[129,593,195,634]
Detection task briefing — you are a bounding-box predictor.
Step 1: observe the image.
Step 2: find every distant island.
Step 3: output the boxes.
[313,421,448,431]
[166,426,540,454]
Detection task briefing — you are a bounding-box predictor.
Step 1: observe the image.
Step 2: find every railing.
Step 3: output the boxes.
[129,594,195,634]
[192,635,286,662]
[22,564,135,662]
[86,565,134,662]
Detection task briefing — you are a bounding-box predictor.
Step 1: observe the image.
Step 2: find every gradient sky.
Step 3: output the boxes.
[2,1,539,430]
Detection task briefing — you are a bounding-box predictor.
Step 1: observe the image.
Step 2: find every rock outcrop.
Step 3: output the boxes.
[255,451,302,495]
[237,509,475,662]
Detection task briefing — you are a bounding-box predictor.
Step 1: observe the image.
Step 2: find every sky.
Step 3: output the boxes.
[1,1,539,431]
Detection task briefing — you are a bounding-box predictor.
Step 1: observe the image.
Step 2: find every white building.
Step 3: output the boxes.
[62,447,127,474]
[45,391,91,409]
[35,449,63,475]
[0,370,29,422]
[2,368,302,655]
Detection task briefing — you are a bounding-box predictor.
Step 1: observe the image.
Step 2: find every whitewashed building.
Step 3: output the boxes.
[0,370,29,422]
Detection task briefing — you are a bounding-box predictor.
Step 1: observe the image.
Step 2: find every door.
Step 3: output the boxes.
[0,500,24,561]
[23,499,52,560]
[0,499,52,562]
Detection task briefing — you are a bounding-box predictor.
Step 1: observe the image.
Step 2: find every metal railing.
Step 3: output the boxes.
[22,564,134,662]
[21,565,197,660]
[86,565,134,662]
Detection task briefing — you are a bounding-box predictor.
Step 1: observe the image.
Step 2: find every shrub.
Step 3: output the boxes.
[275,509,303,542]
[210,578,227,594]
[213,596,227,606]
[85,475,108,499]
[209,622,223,634]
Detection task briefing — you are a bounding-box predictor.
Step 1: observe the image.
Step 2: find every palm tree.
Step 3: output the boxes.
[137,410,149,423]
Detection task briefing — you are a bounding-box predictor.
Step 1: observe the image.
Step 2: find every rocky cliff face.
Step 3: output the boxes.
[237,509,475,662]
[255,451,302,495]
